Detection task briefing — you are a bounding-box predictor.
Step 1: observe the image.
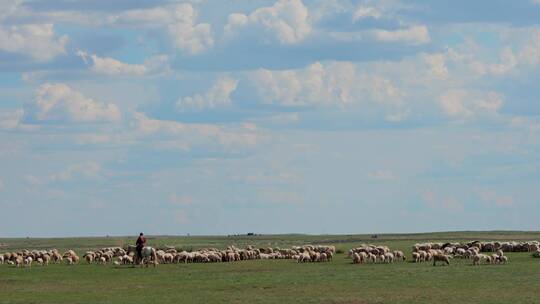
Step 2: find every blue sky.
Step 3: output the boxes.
[1,0,540,237]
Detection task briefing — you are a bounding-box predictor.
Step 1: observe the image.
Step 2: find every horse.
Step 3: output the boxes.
[126,245,159,267]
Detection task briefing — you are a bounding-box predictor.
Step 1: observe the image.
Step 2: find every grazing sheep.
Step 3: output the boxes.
[65,257,74,265]
[472,254,490,265]
[113,261,120,266]
[393,251,406,261]
[499,255,508,264]
[384,252,394,263]
[352,253,362,264]
[84,253,95,264]
[15,256,23,268]
[24,256,33,267]
[432,254,450,266]
[0,255,4,265]
[368,253,377,263]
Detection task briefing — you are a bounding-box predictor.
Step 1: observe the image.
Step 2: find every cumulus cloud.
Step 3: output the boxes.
[252,61,404,109]
[352,0,409,22]
[76,50,169,76]
[23,83,122,124]
[111,3,213,54]
[0,23,67,61]
[133,112,262,149]
[353,5,383,21]
[225,0,311,44]
[0,109,40,131]
[330,25,430,45]
[176,76,238,112]
[477,188,515,208]
[439,90,503,119]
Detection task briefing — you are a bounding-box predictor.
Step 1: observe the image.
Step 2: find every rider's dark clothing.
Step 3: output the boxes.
[136,235,146,257]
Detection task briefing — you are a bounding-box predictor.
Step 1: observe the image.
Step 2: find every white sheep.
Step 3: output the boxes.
[24,256,33,267]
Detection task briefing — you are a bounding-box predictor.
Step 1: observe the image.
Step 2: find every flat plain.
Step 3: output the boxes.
[1,231,540,304]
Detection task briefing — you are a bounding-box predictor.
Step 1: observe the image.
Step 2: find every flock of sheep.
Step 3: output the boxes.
[406,241,540,265]
[1,241,538,268]
[0,245,337,267]
[348,245,406,264]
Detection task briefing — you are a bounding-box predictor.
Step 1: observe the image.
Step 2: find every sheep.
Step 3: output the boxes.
[432,254,450,266]
[393,251,406,262]
[297,252,310,263]
[472,254,490,265]
[15,256,24,268]
[84,253,95,264]
[113,261,121,266]
[384,252,394,263]
[42,254,50,266]
[0,255,4,265]
[352,253,362,264]
[412,252,420,263]
[24,256,33,267]
[65,256,74,265]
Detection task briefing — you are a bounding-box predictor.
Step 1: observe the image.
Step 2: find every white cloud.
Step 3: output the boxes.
[176,76,238,112]
[133,112,262,149]
[0,23,67,61]
[111,4,213,54]
[23,83,122,124]
[252,61,404,108]
[225,0,311,44]
[76,50,169,76]
[423,53,449,79]
[0,109,40,131]
[439,90,503,119]
[477,188,515,208]
[373,25,430,44]
[353,6,382,21]
[351,0,412,22]
[330,25,430,45]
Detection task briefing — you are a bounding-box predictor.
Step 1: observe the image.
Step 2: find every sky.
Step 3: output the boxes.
[1,0,540,237]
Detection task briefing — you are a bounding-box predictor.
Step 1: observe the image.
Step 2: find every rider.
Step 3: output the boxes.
[136,232,146,259]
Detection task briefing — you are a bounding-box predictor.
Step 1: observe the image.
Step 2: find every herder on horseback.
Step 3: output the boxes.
[136,233,146,258]
[126,232,158,267]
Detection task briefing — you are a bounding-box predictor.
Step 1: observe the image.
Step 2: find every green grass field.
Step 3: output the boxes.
[1,231,540,304]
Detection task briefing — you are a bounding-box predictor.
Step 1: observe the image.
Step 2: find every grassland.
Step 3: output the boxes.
[1,231,540,304]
